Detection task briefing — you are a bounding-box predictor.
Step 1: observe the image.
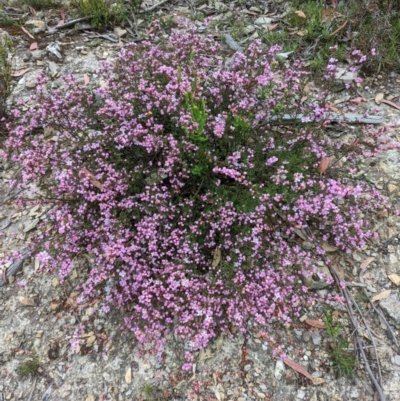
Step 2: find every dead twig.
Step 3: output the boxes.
[26,376,37,401]
[360,268,399,349]
[350,290,383,387]
[55,16,92,30]
[0,248,31,286]
[326,262,386,401]
[139,0,171,12]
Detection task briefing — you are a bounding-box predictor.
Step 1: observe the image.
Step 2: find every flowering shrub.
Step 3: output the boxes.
[5,22,393,362]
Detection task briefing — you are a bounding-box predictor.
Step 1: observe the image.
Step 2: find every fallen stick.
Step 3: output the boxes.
[326,262,386,401]
[0,248,31,286]
[55,16,92,30]
[139,0,170,12]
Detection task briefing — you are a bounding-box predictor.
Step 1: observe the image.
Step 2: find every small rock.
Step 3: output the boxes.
[391,355,400,365]
[25,19,46,33]
[389,274,400,286]
[125,366,132,384]
[47,61,59,78]
[114,27,127,37]
[22,52,31,62]
[20,297,36,307]
[243,364,252,372]
[25,80,37,89]
[31,50,44,60]
[254,17,273,26]
[85,395,95,401]
[46,43,62,59]
[274,360,285,380]
[312,333,322,346]
[380,293,400,323]
[302,265,333,290]
[23,218,39,232]
[256,393,266,399]
[299,314,308,322]
[335,68,356,84]
[244,25,255,34]
[302,241,315,250]
[294,330,303,338]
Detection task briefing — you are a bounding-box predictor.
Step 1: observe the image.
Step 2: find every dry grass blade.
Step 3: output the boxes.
[328,19,348,37]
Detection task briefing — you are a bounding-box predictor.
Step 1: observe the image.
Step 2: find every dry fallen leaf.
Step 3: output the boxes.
[83,73,90,87]
[360,257,375,270]
[295,10,307,18]
[320,242,338,252]
[332,310,340,324]
[350,97,365,104]
[283,358,313,381]
[21,26,35,39]
[212,248,221,268]
[50,301,61,310]
[86,335,96,345]
[375,93,384,105]
[266,23,279,32]
[125,366,132,384]
[321,8,333,25]
[319,156,335,176]
[371,289,391,302]
[80,167,104,190]
[381,99,400,111]
[388,274,400,286]
[20,297,36,307]
[305,319,326,329]
[67,297,78,309]
[312,377,325,385]
[81,331,95,338]
[294,29,308,37]
[12,68,31,77]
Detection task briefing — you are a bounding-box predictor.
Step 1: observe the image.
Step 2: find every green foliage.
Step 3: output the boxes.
[72,0,135,28]
[17,0,58,9]
[323,308,356,378]
[288,0,400,71]
[0,33,14,117]
[0,9,16,26]
[183,91,208,143]
[18,356,40,377]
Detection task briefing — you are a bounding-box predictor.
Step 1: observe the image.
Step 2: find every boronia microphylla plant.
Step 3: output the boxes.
[4,21,394,367]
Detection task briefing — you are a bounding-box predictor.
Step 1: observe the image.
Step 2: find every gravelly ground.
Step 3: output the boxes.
[1,1,400,400]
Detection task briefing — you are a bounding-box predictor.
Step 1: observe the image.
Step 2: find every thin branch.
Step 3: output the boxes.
[0,248,31,286]
[326,262,386,401]
[55,16,93,30]
[26,376,37,401]
[360,267,399,349]
[350,289,383,387]
[139,0,171,13]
